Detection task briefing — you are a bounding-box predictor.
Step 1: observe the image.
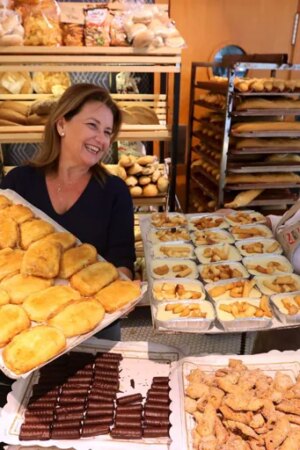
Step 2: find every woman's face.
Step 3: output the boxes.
[57,100,114,167]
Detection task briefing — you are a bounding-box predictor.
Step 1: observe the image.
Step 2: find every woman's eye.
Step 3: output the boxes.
[87,122,97,129]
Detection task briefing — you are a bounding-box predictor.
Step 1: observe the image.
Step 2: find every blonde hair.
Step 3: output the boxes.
[30,83,122,182]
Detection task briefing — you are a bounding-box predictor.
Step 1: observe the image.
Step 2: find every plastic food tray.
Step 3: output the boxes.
[198,260,249,283]
[270,292,300,324]
[242,254,293,276]
[186,213,230,231]
[206,277,262,301]
[152,278,206,302]
[230,223,273,240]
[190,228,235,246]
[150,258,198,280]
[235,237,283,256]
[225,209,267,226]
[151,241,195,259]
[194,243,242,264]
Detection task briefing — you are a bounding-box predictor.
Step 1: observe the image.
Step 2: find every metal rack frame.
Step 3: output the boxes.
[186,61,300,211]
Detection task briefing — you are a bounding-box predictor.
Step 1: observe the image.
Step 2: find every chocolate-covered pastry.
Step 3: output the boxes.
[20,427,51,440]
[51,428,81,439]
[116,404,142,413]
[144,417,170,427]
[144,403,170,412]
[115,417,142,428]
[144,409,169,419]
[87,399,114,409]
[115,411,142,419]
[82,424,110,437]
[117,393,142,405]
[143,426,169,437]
[111,426,142,439]
[95,352,123,361]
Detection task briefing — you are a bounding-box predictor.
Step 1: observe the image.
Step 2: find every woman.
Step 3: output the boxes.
[0,83,136,340]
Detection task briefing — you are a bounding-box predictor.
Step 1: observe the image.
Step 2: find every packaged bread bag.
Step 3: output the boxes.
[0,7,24,45]
[84,6,112,46]
[15,0,62,46]
[60,2,84,46]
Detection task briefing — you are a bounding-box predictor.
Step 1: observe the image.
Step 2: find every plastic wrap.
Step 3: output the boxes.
[84,6,112,47]
[0,8,24,45]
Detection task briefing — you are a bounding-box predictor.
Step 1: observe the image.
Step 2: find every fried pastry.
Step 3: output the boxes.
[70,261,119,296]
[39,231,77,251]
[19,218,55,250]
[0,203,34,224]
[0,304,31,347]
[95,280,141,313]
[0,217,19,249]
[59,243,98,279]
[1,273,53,304]
[21,240,62,279]
[0,288,10,305]
[0,248,24,281]
[0,194,12,210]
[48,298,105,337]
[3,325,66,375]
[23,285,81,322]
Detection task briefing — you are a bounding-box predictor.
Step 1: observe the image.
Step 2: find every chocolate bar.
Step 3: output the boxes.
[117,393,142,405]
[110,426,142,439]
[51,428,81,439]
[143,426,169,437]
[81,424,110,437]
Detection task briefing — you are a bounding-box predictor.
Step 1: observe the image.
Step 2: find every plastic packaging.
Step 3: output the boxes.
[84,6,112,46]
[0,8,24,45]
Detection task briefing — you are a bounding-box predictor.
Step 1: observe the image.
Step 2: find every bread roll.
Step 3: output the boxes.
[27,114,49,125]
[119,154,135,168]
[0,101,30,116]
[133,29,155,48]
[136,155,156,165]
[125,176,138,187]
[0,108,27,124]
[157,176,169,193]
[130,186,142,196]
[139,175,151,186]
[127,163,143,175]
[165,35,185,48]
[142,183,158,196]
[0,72,32,94]
[0,34,23,45]
[0,119,19,126]
[116,165,127,180]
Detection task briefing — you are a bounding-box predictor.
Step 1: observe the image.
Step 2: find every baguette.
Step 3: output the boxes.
[232,121,300,133]
[224,189,263,208]
[0,101,30,116]
[226,173,300,183]
[0,108,27,125]
[27,114,49,125]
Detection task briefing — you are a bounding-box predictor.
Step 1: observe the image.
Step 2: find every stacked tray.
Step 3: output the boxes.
[139,210,300,333]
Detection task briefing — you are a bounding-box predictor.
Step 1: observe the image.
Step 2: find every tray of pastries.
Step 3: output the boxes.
[152,241,195,259]
[150,259,198,280]
[255,273,300,295]
[235,237,283,256]
[194,243,242,264]
[215,296,273,331]
[230,223,273,240]
[187,213,229,231]
[225,209,267,225]
[169,351,300,450]
[242,254,293,276]
[271,291,300,324]
[206,277,262,301]
[198,261,249,283]
[150,212,187,228]
[190,228,234,246]
[0,189,143,379]
[154,300,215,332]
[148,227,190,244]
[152,279,206,302]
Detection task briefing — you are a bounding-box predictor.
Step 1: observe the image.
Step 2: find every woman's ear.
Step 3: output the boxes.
[56,117,65,137]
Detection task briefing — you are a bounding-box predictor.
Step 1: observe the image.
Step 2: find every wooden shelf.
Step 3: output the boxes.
[132,195,167,207]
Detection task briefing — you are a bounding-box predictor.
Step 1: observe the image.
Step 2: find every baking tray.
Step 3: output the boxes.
[169,350,300,450]
[0,338,182,450]
[0,189,145,379]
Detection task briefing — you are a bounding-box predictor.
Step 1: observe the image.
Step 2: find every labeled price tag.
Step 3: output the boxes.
[60,3,85,25]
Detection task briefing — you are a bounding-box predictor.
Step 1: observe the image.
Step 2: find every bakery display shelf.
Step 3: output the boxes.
[193,100,225,113]
[192,131,222,151]
[195,81,228,94]
[230,145,300,155]
[235,91,300,97]
[231,130,300,138]
[190,175,218,200]
[192,147,219,167]
[224,188,298,207]
[227,162,300,173]
[225,181,300,190]
[133,195,167,207]
[0,126,172,144]
[232,108,300,116]
[192,166,218,186]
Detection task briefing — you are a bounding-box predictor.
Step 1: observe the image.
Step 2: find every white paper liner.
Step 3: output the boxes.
[151,242,195,259]
[255,273,300,295]
[151,259,198,280]
[147,227,191,245]
[0,189,145,379]
[169,350,300,450]
[0,338,183,450]
[152,278,206,302]
[150,212,187,229]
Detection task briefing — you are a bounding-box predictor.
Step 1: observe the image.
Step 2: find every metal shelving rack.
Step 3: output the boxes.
[186,60,300,212]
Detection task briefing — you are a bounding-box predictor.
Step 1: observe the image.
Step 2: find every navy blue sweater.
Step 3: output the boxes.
[1,166,135,273]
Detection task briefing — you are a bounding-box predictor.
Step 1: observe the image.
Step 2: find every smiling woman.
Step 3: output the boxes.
[0,83,136,341]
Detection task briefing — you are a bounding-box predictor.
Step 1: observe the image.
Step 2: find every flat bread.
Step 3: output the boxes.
[0,248,24,281]
[0,194,12,210]
[0,217,19,249]
[232,121,300,133]
[0,304,31,347]
[70,261,119,296]
[48,299,105,337]
[95,280,141,313]
[226,173,300,184]
[39,231,76,251]
[59,243,98,279]
[19,218,55,250]
[23,285,81,322]
[21,240,62,279]
[3,325,66,375]
[1,273,53,304]
[0,203,34,224]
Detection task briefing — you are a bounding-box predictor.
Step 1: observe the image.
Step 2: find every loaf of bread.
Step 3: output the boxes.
[0,108,27,125]
[236,98,300,110]
[232,121,300,133]
[236,138,300,149]
[226,173,300,183]
[224,189,264,208]
[0,101,30,117]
